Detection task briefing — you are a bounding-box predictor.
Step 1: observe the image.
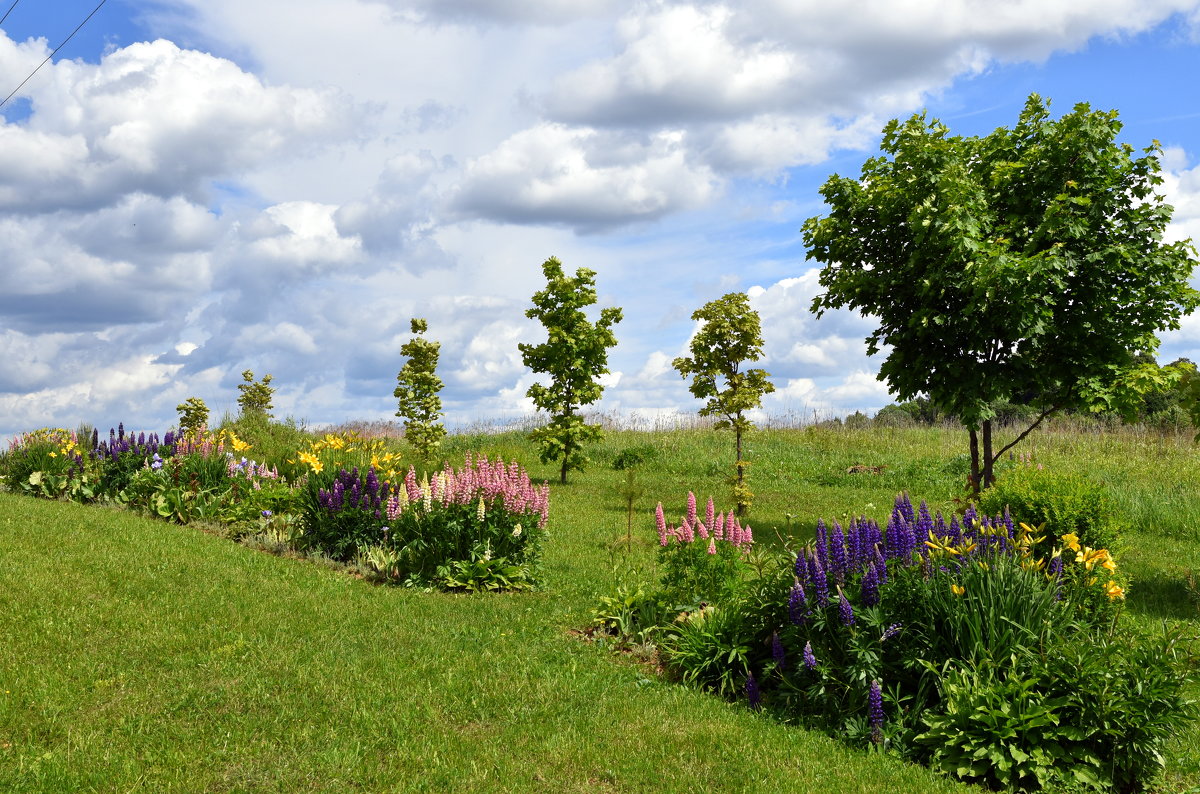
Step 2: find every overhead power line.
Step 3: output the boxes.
[1,0,108,110]
[0,1,20,27]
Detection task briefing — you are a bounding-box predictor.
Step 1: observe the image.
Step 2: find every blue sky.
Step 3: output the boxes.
[3,1,1200,440]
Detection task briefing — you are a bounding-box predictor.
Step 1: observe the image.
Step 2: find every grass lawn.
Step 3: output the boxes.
[2,420,1198,792]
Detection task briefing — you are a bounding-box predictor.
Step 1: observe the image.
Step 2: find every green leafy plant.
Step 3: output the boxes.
[662,603,755,698]
[394,317,447,463]
[673,292,775,516]
[519,256,623,484]
[915,659,1105,791]
[591,584,672,646]
[438,553,536,592]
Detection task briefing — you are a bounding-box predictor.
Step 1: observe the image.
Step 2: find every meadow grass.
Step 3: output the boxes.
[3,420,1199,792]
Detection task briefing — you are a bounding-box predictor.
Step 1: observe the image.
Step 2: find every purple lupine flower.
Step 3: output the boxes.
[868,679,884,744]
[1048,554,1064,601]
[808,551,829,607]
[860,562,880,607]
[794,550,806,579]
[802,641,817,671]
[830,521,847,584]
[898,492,915,524]
[788,581,808,625]
[815,519,829,568]
[947,514,963,546]
[846,518,862,572]
[872,546,888,585]
[838,588,856,626]
[885,512,904,560]
[150,453,163,471]
[880,623,902,642]
[771,632,786,668]
[261,510,273,518]
[745,670,762,711]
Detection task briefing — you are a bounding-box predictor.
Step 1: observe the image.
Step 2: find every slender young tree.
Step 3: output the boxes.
[673,292,775,516]
[520,256,623,484]
[804,94,1199,494]
[394,317,446,462]
[237,370,274,420]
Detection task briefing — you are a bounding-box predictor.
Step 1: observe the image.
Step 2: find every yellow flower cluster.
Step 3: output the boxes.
[288,431,404,480]
[1050,528,1124,601]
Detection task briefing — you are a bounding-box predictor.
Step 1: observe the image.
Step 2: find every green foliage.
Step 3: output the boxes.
[915,659,1105,791]
[662,604,756,698]
[805,93,1200,488]
[519,256,623,484]
[236,370,275,420]
[980,465,1123,555]
[901,557,1072,666]
[916,627,1197,793]
[591,583,672,646]
[175,397,210,438]
[673,292,775,514]
[394,317,447,462]
[438,553,537,592]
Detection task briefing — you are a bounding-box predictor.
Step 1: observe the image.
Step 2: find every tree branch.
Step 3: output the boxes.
[988,403,1061,465]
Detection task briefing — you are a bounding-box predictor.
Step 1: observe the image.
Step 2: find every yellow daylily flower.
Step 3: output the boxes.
[1104,580,1125,600]
[1061,533,1081,553]
[950,583,965,596]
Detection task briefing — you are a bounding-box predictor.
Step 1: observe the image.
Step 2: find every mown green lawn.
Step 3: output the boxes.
[2,421,1198,792]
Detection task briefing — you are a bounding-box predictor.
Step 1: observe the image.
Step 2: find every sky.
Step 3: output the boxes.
[3,0,1200,441]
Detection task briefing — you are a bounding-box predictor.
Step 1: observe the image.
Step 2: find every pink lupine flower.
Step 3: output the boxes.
[705,496,715,532]
[655,502,668,546]
[686,491,697,527]
[743,525,754,546]
[707,537,716,555]
[696,519,709,540]
[714,512,726,541]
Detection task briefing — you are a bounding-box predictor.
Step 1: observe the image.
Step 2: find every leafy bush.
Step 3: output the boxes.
[1,428,95,500]
[915,658,1106,791]
[916,626,1196,792]
[299,454,550,588]
[873,404,916,428]
[663,603,757,697]
[653,492,756,610]
[980,464,1122,555]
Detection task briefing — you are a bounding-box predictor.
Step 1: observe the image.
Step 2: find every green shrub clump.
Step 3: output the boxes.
[299,453,550,590]
[980,463,1123,555]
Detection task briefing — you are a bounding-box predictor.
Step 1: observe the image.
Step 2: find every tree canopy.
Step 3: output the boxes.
[804,94,1199,491]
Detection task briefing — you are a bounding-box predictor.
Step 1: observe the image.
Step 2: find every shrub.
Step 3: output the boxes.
[1,428,94,500]
[91,424,178,498]
[873,404,915,428]
[653,492,756,610]
[299,454,550,589]
[980,464,1123,555]
[916,626,1196,792]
